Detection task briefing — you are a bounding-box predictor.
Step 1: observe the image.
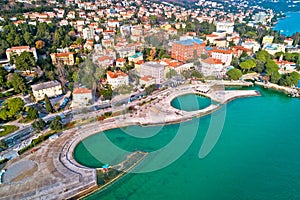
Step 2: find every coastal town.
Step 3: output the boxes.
[0,0,300,199]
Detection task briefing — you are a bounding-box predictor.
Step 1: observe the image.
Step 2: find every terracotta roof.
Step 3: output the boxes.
[53,52,74,57]
[116,58,126,62]
[212,49,233,54]
[73,87,92,94]
[107,70,128,78]
[103,30,115,33]
[98,56,113,62]
[275,59,295,65]
[136,60,144,65]
[202,57,223,65]
[10,46,31,50]
[206,34,218,38]
[232,46,251,52]
[140,75,154,82]
[285,38,293,41]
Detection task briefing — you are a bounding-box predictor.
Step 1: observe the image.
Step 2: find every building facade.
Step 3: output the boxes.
[216,21,234,34]
[211,49,233,67]
[31,80,63,101]
[50,52,75,65]
[72,87,94,107]
[140,62,164,84]
[6,46,38,61]
[140,76,156,87]
[107,70,129,89]
[201,57,224,77]
[262,35,274,45]
[171,38,205,61]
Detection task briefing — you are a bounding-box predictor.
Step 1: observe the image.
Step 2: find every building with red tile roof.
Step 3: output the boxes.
[72,87,94,107]
[201,57,225,77]
[6,46,38,61]
[106,70,129,89]
[50,52,75,65]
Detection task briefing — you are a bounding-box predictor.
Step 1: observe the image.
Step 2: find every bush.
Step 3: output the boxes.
[0,158,8,165]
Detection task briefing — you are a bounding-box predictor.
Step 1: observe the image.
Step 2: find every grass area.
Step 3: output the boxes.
[0,125,19,137]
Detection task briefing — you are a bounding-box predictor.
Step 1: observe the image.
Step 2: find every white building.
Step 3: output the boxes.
[83,28,95,40]
[6,46,38,61]
[107,20,120,28]
[216,21,234,34]
[31,80,62,101]
[241,39,260,53]
[140,62,164,84]
[107,71,129,89]
[72,87,94,107]
[201,57,225,77]
[263,43,286,55]
[211,49,233,67]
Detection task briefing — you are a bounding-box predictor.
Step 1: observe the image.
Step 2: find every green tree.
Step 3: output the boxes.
[256,50,272,62]
[0,140,7,150]
[14,34,24,46]
[44,94,54,113]
[181,70,191,80]
[8,73,28,94]
[166,69,177,79]
[23,31,34,46]
[32,118,46,131]
[0,67,8,89]
[270,71,282,84]
[239,59,256,73]
[50,116,63,130]
[265,60,280,74]
[0,97,25,121]
[226,68,243,80]
[279,72,300,86]
[36,22,51,41]
[15,52,36,71]
[27,107,39,120]
[191,70,203,78]
[99,84,113,100]
[0,39,10,57]
[145,84,156,95]
[254,59,265,73]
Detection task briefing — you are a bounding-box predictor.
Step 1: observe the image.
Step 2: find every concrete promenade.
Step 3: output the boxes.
[0,82,260,199]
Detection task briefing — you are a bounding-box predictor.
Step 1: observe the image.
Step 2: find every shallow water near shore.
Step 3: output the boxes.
[75,86,300,200]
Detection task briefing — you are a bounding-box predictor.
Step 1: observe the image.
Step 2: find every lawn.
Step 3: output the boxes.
[0,125,19,137]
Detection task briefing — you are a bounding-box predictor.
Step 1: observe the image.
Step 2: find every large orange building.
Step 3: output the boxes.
[171,38,205,62]
[50,52,75,66]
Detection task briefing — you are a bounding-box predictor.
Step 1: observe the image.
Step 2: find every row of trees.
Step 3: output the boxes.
[0,22,78,59]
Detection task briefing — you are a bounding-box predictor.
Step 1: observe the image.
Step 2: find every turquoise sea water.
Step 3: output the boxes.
[171,94,212,111]
[273,12,300,36]
[74,87,300,200]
